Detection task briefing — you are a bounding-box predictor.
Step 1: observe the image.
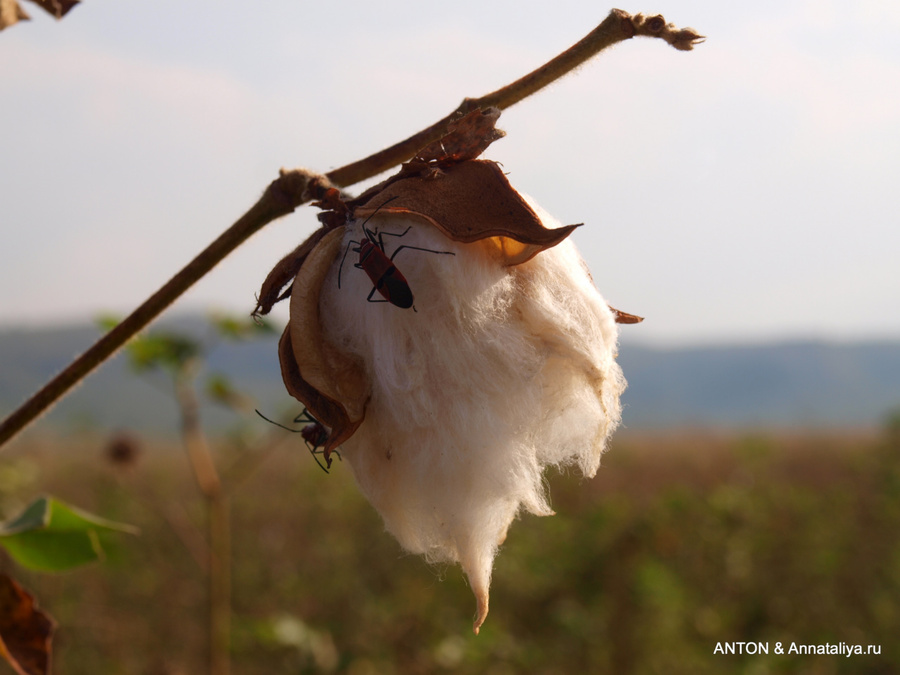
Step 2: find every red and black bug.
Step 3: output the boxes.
[338,198,455,310]
[255,408,340,473]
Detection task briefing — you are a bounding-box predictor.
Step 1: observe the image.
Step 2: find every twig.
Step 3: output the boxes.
[0,170,315,448]
[0,9,702,449]
[175,368,230,675]
[326,10,702,186]
[208,493,231,675]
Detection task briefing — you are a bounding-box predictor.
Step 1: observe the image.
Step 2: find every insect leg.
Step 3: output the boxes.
[373,226,413,243]
[388,244,457,262]
[337,239,363,289]
[256,409,306,434]
[310,450,331,473]
[293,409,316,425]
[366,285,390,303]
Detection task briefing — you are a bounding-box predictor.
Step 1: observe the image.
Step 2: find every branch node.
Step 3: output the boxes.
[270,168,330,213]
[630,12,706,51]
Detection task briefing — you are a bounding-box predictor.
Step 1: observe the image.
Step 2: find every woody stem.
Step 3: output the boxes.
[0,9,701,449]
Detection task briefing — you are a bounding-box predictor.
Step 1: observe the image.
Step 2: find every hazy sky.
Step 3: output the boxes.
[2,0,898,345]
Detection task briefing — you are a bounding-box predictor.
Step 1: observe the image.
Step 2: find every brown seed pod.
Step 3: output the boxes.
[277,227,370,452]
[253,226,330,318]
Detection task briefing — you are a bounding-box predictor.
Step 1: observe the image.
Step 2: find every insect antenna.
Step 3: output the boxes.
[255,408,305,434]
[358,195,401,234]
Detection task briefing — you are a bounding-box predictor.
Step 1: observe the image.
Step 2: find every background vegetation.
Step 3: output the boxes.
[2,424,897,674]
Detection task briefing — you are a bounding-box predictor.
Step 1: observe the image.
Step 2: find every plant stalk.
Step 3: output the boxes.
[175,370,230,675]
[0,9,701,449]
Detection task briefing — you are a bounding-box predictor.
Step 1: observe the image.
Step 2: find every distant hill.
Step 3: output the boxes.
[0,316,287,435]
[2,317,899,435]
[616,341,900,429]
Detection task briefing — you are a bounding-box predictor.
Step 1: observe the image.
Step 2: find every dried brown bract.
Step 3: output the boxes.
[351,160,579,267]
[0,573,55,675]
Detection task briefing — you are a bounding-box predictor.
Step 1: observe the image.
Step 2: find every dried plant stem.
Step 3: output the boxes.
[0,9,702,449]
[0,175,312,449]
[208,493,231,675]
[326,10,702,187]
[176,371,231,675]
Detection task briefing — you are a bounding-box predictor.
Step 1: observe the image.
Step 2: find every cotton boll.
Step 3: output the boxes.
[317,202,625,633]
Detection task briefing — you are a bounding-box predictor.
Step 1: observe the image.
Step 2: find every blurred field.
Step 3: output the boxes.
[1,426,899,675]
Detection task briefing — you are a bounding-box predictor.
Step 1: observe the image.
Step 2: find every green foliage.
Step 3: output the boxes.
[97,313,274,399]
[205,373,235,403]
[98,314,202,373]
[7,431,899,674]
[0,496,137,572]
[204,373,254,413]
[883,407,900,448]
[125,332,201,373]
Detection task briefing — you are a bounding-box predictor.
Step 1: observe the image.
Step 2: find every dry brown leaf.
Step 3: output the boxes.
[278,328,361,457]
[346,106,506,208]
[290,227,370,422]
[257,109,574,320]
[0,0,30,30]
[0,574,55,675]
[353,160,579,266]
[253,226,329,317]
[610,306,645,324]
[25,0,78,19]
[278,227,370,454]
[1,0,79,29]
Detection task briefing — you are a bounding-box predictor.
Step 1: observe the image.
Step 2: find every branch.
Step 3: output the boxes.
[0,9,702,449]
[327,10,702,187]
[0,170,316,448]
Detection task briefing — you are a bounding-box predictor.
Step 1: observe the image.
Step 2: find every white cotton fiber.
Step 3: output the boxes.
[316,199,625,632]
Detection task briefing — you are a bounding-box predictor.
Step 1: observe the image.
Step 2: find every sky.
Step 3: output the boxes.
[1,0,899,346]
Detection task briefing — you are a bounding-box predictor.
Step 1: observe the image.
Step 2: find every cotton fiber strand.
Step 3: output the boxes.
[314,198,625,632]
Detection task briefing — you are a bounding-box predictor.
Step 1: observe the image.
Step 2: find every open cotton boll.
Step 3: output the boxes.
[316,199,625,633]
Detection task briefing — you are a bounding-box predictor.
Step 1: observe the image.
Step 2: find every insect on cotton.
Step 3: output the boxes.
[316,198,625,633]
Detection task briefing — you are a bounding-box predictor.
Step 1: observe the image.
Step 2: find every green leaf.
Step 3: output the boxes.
[205,373,234,403]
[0,497,138,573]
[94,314,121,333]
[205,373,254,412]
[126,333,200,372]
